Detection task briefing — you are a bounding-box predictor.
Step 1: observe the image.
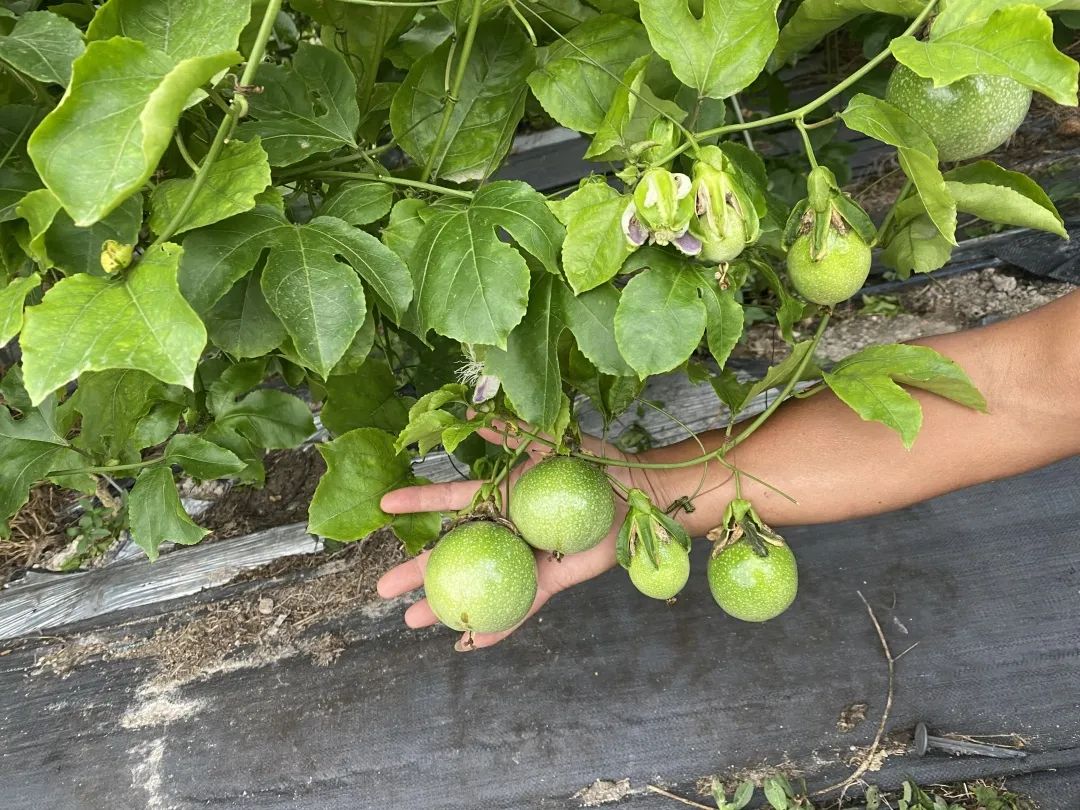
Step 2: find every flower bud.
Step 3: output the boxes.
[630,168,695,248]
[689,157,757,263]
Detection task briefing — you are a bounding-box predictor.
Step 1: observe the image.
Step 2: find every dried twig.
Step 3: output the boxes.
[812,590,896,798]
[646,784,714,810]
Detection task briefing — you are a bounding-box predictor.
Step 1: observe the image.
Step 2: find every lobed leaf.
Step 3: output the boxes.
[129,466,209,560]
[20,243,207,406]
[770,0,923,68]
[86,0,251,59]
[640,0,780,99]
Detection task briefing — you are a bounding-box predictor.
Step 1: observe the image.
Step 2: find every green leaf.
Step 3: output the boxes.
[68,369,172,461]
[0,393,66,445]
[640,0,780,99]
[305,215,414,324]
[410,182,562,346]
[0,9,85,86]
[739,339,817,412]
[944,160,1066,237]
[317,181,394,226]
[614,249,707,377]
[891,5,1078,105]
[204,268,286,358]
[392,19,534,182]
[44,194,143,276]
[485,273,566,431]
[321,358,411,436]
[527,15,651,133]
[0,105,43,168]
[696,269,744,370]
[0,167,42,224]
[149,137,271,236]
[177,204,287,313]
[27,39,239,226]
[212,388,316,449]
[824,343,987,448]
[86,0,251,59]
[0,272,39,347]
[880,197,953,276]
[128,465,209,560]
[164,433,246,479]
[308,428,413,541]
[771,0,923,68]
[391,507,442,555]
[585,55,687,161]
[840,94,956,244]
[259,217,369,379]
[236,42,359,167]
[20,243,206,406]
[393,383,473,454]
[551,181,635,294]
[0,436,83,537]
[557,279,633,376]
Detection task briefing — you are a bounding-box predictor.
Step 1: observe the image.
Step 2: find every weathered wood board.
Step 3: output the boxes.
[1,457,1077,809]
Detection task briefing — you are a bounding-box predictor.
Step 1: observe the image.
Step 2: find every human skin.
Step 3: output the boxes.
[377,290,1080,650]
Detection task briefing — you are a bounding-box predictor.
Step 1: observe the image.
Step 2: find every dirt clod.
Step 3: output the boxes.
[574,778,634,806]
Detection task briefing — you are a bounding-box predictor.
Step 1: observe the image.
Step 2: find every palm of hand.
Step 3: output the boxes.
[377,428,645,650]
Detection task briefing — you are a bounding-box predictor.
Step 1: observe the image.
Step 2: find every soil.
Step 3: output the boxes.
[196,445,326,541]
[739,266,1075,364]
[0,486,80,587]
[30,528,404,691]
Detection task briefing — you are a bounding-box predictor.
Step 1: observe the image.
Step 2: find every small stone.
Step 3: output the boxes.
[990,273,1018,292]
[257,597,274,615]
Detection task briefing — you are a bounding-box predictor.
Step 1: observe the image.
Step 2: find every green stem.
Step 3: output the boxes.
[795,117,819,171]
[802,113,839,130]
[149,0,283,248]
[421,0,484,182]
[304,170,474,199]
[275,143,397,180]
[658,0,940,163]
[723,311,831,453]
[876,177,914,245]
[50,457,165,477]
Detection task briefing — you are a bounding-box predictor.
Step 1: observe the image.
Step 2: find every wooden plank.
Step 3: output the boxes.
[1,457,1078,808]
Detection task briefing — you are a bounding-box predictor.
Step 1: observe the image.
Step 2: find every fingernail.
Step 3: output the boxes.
[454,633,475,652]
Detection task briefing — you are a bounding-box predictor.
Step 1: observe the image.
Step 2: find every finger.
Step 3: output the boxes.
[380,480,482,514]
[376,551,429,598]
[404,598,439,629]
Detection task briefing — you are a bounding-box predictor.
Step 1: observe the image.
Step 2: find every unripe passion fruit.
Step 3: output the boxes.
[423,521,537,633]
[629,540,691,600]
[885,65,1031,162]
[510,456,615,555]
[707,538,798,622]
[786,227,871,306]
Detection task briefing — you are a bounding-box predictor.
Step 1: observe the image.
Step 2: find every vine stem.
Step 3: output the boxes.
[50,457,164,477]
[149,0,284,248]
[421,0,484,182]
[305,170,474,199]
[516,312,831,477]
[794,117,819,171]
[875,177,914,244]
[657,0,940,164]
[275,143,398,179]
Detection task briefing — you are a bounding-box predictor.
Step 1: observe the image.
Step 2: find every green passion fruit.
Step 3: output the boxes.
[786,227,871,306]
[707,538,798,622]
[510,456,615,555]
[629,540,691,600]
[423,521,537,633]
[885,65,1031,162]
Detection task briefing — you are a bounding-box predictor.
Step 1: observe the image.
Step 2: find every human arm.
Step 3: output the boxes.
[378,290,1080,647]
